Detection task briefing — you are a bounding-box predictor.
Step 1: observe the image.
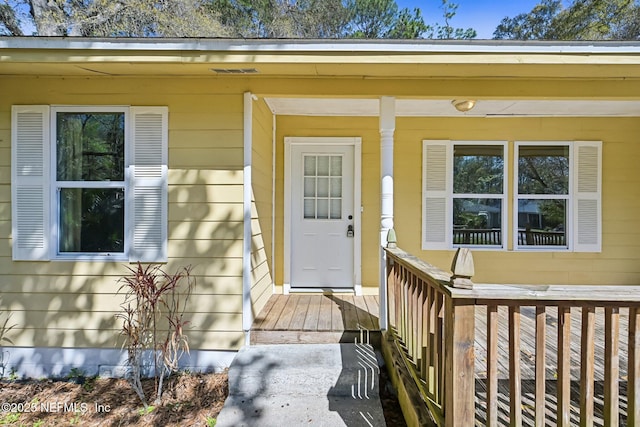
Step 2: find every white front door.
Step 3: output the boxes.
[285,138,361,290]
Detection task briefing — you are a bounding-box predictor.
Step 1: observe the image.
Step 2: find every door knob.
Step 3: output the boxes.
[347,224,354,238]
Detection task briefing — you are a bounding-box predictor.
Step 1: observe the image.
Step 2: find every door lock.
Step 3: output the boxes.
[347,224,354,238]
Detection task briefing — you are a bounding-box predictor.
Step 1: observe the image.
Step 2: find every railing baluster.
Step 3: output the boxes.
[604,307,620,427]
[557,305,572,427]
[437,292,444,406]
[487,304,499,427]
[535,306,546,427]
[629,306,640,426]
[580,306,595,427]
[427,286,436,397]
[509,305,523,427]
[444,298,476,427]
[417,278,425,377]
[411,274,420,364]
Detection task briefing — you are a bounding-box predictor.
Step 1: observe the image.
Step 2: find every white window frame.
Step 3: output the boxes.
[422,140,508,251]
[452,141,508,250]
[513,141,572,252]
[51,106,130,261]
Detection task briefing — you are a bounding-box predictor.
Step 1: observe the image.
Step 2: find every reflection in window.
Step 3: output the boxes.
[452,144,505,246]
[59,188,125,253]
[517,145,569,248]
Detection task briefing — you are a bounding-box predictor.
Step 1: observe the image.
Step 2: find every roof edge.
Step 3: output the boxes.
[3,37,640,54]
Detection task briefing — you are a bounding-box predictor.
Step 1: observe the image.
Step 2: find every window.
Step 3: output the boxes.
[54,108,126,255]
[516,143,569,249]
[12,105,168,262]
[452,144,506,247]
[423,140,601,252]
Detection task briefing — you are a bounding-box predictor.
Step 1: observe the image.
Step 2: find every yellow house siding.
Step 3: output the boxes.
[0,76,247,351]
[275,115,381,290]
[250,99,275,315]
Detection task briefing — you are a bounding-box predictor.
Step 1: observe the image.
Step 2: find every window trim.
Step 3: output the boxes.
[513,141,573,252]
[50,106,130,261]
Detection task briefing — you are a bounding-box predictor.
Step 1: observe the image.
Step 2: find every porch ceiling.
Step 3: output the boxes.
[263,98,640,117]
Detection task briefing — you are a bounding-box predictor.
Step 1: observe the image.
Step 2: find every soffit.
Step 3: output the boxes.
[264,98,640,117]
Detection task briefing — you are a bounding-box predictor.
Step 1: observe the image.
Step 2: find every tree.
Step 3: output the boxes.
[494,0,640,40]
[208,0,351,38]
[0,0,228,37]
[0,0,477,39]
[432,0,476,39]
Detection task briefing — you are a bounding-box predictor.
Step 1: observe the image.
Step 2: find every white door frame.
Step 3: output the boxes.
[284,137,362,295]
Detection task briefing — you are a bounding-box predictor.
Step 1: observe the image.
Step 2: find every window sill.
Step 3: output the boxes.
[54,253,127,262]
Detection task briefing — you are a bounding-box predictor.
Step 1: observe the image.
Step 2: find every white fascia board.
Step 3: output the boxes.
[3,37,640,55]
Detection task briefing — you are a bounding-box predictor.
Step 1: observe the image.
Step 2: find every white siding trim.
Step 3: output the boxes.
[11,105,50,261]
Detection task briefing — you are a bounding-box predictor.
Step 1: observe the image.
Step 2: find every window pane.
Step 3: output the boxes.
[57,112,125,181]
[517,199,567,247]
[304,177,316,197]
[317,199,329,219]
[330,199,342,219]
[59,188,124,253]
[453,198,502,245]
[330,177,342,197]
[453,145,504,194]
[304,199,315,219]
[518,145,569,195]
[330,156,342,176]
[317,156,329,176]
[317,178,329,197]
[304,156,316,176]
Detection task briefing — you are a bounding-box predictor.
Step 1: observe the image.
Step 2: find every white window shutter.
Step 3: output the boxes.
[573,141,602,252]
[11,106,50,261]
[129,107,168,262]
[422,140,451,250]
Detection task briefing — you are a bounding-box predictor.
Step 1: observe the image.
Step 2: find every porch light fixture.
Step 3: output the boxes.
[451,99,476,112]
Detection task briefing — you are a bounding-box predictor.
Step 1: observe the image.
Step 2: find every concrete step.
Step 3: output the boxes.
[216,343,386,427]
[227,343,380,397]
[216,394,385,427]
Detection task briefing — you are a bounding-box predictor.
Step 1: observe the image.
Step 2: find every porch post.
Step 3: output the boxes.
[379,96,395,331]
[242,92,254,345]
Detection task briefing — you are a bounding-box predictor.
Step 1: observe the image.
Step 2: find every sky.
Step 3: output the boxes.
[396,0,545,39]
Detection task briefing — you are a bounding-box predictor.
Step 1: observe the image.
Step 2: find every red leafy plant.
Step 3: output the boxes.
[116,262,195,407]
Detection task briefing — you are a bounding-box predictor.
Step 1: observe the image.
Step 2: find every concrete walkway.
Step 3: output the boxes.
[216,343,387,427]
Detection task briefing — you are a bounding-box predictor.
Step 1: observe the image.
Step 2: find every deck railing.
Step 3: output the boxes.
[384,246,640,427]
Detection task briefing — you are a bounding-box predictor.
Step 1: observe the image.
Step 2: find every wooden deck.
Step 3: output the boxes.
[250,294,380,344]
[252,294,632,426]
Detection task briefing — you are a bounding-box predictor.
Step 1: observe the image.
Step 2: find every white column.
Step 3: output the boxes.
[379,96,395,331]
[242,92,254,345]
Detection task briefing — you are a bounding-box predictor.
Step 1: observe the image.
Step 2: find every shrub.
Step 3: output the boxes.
[116,263,195,407]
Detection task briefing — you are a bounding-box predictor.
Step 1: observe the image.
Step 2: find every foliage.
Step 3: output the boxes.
[0,0,228,36]
[1,0,476,39]
[494,0,640,40]
[431,0,476,39]
[116,262,195,408]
